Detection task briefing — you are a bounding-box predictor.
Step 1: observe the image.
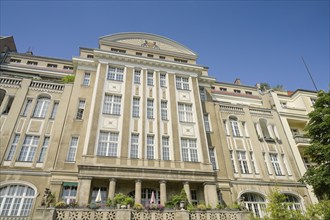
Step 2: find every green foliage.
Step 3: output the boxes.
[196,203,207,211]
[304,199,330,220]
[106,198,112,207]
[259,82,286,92]
[166,188,188,209]
[123,196,134,206]
[216,203,226,209]
[187,203,196,212]
[300,90,330,199]
[260,83,271,91]
[48,193,56,207]
[133,203,144,211]
[54,201,68,208]
[61,75,75,83]
[272,84,285,92]
[113,193,127,205]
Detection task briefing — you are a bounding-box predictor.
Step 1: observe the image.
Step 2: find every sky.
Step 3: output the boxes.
[1,0,329,92]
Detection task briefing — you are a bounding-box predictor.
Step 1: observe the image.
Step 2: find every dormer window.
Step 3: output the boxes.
[10,59,21,63]
[147,54,154,58]
[47,64,57,68]
[280,102,287,108]
[27,61,38,65]
[234,90,241,94]
[220,87,227,91]
[174,58,188,63]
[111,48,126,53]
[159,56,166,60]
[63,66,73,70]
[136,52,142,56]
[245,91,252,95]
[87,54,94,58]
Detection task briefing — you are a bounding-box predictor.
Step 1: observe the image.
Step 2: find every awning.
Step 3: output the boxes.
[63,182,78,187]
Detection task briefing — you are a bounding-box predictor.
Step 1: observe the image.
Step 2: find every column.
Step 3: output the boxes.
[135,180,142,204]
[204,182,218,208]
[183,182,191,203]
[108,178,116,200]
[159,181,167,206]
[77,177,92,206]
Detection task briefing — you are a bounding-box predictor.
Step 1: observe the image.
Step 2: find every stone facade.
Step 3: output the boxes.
[0,33,317,219]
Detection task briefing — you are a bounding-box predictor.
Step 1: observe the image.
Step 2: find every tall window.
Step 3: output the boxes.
[103,94,121,115]
[230,150,237,173]
[191,190,198,205]
[6,134,20,161]
[21,99,32,116]
[18,135,39,162]
[37,137,49,162]
[134,69,141,84]
[147,99,154,119]
[66,137,78,162]
[269,153,282,175]
[83,72,91,86]
[33,96,50,118]
[161,100,168,120]
[0,185,35,217]
[200,87,206,101]
[91,187,107,203]
[50,102,59,119]
[160,73,166,87]
[223,120,230,135]
[107,66,124,81]
[130,134,139,158]
[132,98,140,117]
[162,136,170,160]
[250,152,258,174]
[62,184,77,204]
[97,131,118,157]
[176,76,189,90]
[178,103,193,122]
[204,114,211,132]
[147,135,154,160]
[2,96,14,114]
[76,100,85,120]
[147,72,153,86]
[181,138,198,162]
[241,193,266,218]
[237,151,249,174]
[209,148,217,170]
[229,116,241,137]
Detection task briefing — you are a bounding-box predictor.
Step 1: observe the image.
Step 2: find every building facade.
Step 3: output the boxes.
[0,33,317,219]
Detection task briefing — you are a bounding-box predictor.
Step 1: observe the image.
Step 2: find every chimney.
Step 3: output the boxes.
[234,78,241,85]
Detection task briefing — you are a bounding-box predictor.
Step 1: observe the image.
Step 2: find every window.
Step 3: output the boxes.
[0,89,5,106]
[63,66,73,70]
[130,134,139,158]
[103,94,121,115]
[87,54,94,58]
[0,184,35,216]
[66,137,78,162]
[200,87,206,101]
[107,66,124,81]
[191,190,198,205]
[263,153,271,174]
[159,56,166,60]
[285,194,301,211]
[2,96,14,114]
[10,58,21,63]
[6,134,20,161]
[174,58,188,63]
[147,99,154,119]
[230,150,237,173]
[136,52,142,56]
[204,114,211,132]
[234,89,241,93]
[229,116,241,137]
[18,135,39,162]
[241,193,266,218]
[178,103,193,122]
[50,102,59,119]
[280,102,287,108]
[176,76,189,90]
[21,99,32,116]
[181,138,198,162]
[27,61,37,65]
[147,72,154,86]
[250,152,258,174]
[37,137,49,162]
[97,131,118,157]
[161,100,168,120]
[47,63,57,68]
[160,73,166,87]
[223,120,230,135]
[83,72,91,86]
[237,151,249,174]
[147,54,154,58]
[269,153,282,175]
[76,100,85,120]
[132,98,140,117]
[147,135,154,160]
[91,187,107,203]
[220,87,227,91]
[311,98,316,105]
[62,184,77,204]
[209,148,217,170]
[111,48,126,53]
[245,91,252,95]
[33,96,50,118]
[303,157,312,169]
[162,136,170,160]
[242,122,249,137]
[134,69,141,84]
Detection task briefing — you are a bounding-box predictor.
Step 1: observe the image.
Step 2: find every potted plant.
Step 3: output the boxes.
[113,193,126,209]
[179,188,188,210]
[133,203,144,211]
[123,196,134,209]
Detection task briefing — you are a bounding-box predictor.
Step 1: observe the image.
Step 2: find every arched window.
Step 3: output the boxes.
[33,96,50,118]
[0,89,6,106]
[229,116,241,137]
[285,194,301,211]
[0,184,35,217]
[241,193,266,218]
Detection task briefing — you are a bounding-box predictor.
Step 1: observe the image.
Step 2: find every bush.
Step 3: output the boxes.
[133,203,144,211]
[55,201,68,208]
[68,201,78,208]
[187,203,196,212]
[61,75,75,83]
[87,202,101,210]
[106,198,113,207]
[113,193,127,205]
[216,203,226,209]
[196,203,207,211]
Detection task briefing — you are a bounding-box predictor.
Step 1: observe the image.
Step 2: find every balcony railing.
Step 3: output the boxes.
[293,135,310,144]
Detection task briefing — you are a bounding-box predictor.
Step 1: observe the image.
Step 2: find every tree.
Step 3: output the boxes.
[300,90,330,200]
[272,84,285,92]
[259,82,271,91]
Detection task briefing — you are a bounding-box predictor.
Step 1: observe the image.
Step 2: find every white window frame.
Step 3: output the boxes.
[160,73,166,87]
[132,97,140,118]
[269,153,282,176]
[6,134,20,161]
[147,99,154,119]
[83,72,91,86]
[161,100,168,120]
[32,97,50,118]
[242,193,266,218]
[230,150,237,173]
[97,131,119,157]
[21,99,32,116]
[66,137,78,162]
[237,151,249,174]
[181,138,198,162]
[176,76,189,90]
[107,66,124,81]
[230,117,241,137]
[50,101,59,119]
[204,114,211,132]
[17,135,39,162]
[103,94,121,115]
[146,135,154,160]
[130,133,139,159]
[209,147,217,170]
[147,72,154,86]
[37,137,49,163]
[134,69,141,84]
[162,136,170,160]
[178,103,193,123]
[62,185,77,204]
[250,152,259,174]
[199,87,206,101]
[76,99,85,120]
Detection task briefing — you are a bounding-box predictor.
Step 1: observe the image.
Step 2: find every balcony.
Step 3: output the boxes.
[293,135,310,144]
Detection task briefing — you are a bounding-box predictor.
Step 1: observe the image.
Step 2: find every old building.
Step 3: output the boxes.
[0,33,317,219]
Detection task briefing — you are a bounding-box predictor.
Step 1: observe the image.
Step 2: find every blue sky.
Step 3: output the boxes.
[1,1,329,92]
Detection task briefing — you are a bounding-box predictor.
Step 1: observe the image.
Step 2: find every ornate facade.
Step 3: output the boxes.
[0,33,317,219]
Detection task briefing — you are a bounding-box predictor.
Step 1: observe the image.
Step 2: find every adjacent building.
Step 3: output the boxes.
[0,33,318,219]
